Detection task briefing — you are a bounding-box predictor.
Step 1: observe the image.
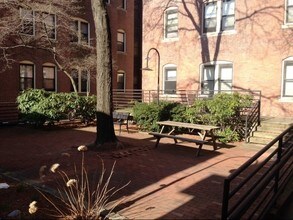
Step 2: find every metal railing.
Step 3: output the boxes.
[221,125,293,219]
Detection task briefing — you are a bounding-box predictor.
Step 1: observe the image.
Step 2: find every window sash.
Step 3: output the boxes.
[43,66,55,91]
[287,5,293,23]
[284,62,293,97]
[165,9,178,38]
[117,72,125,90]
[80,22,89,44]
[43,13,56,39]
[117,32,125,52]
[20,64,34,90]
[164,68,177,94]
[20,9,34,35]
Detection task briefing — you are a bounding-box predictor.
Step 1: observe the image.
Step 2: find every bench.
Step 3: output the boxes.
[113,112,130,134]
[149,132,208,157]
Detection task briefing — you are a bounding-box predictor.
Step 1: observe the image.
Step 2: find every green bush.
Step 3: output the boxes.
[17,89,96,126]
[133,93,253,143]
[132,101,185,131]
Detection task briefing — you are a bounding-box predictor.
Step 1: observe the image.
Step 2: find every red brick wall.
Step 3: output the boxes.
[142,0,293,117]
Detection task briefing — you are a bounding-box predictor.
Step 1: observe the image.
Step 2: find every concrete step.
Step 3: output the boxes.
[249,136,276,145]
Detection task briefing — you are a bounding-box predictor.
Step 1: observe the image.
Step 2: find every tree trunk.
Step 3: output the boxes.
[91,0,117,146]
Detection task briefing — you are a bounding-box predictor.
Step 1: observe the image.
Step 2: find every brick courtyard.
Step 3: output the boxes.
[0,124,266,219]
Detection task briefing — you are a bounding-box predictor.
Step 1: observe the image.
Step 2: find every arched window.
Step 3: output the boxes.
[200,61,233,95]
[42,63,56,91]
[117,29,126,52]
[163,64,177,94]
[117,70,125,91]
[164,7,178,39]
[19,61,35,91]
[282,57,293,98]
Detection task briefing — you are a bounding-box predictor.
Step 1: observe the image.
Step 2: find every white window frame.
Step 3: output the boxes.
[200,61,233,95]
[285,0,293,25]
[118,0,127,10]
[163,64,177,94]
[117,29,126,52]
[71,68,90,93]
[19,61,35,91]
[117,70,126,91]
[202,0,235,35]
[281,57,293,101]
[70,19,90,46]
[19,8,35,36]
[164,7,179,40]
[42,63,57,92]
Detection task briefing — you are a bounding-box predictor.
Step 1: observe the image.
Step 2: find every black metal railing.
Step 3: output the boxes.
[221,125,293,219]
[244,99,261,142]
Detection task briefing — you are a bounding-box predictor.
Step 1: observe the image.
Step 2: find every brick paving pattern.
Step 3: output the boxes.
[0,125,268,219]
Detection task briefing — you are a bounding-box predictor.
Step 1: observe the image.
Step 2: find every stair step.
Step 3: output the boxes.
[253,132,280,139]
[249,136,275,145]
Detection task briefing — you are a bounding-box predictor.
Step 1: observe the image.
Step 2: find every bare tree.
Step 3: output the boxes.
[90,0,117,147]
[0,0,96,93]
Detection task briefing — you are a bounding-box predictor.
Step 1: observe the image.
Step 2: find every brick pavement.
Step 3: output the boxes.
[0,125,266,219]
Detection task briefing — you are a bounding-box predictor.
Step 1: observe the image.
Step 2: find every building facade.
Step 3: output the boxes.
[0,0,142,123]
[142,0,293,117]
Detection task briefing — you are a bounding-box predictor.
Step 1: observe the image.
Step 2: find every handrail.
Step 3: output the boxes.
[221,125,293,219]
[244,100,261,142]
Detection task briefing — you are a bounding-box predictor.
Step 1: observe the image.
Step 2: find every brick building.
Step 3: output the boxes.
[142,0,293,117]
[0,0,142,123]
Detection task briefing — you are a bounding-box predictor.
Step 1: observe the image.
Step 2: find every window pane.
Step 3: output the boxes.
[80,22,89,44]
[164,68,176,93]
[203,66,215,80]
[222,15,234,30]
[43,67,55,79]
[117,32,125,52]
[165,9,178,38]
[222,0,235,16]
[285,64,293,79]
[43,14,55,39]
[81,71,89,92]
[20,9,34,35]
[220,81,232,91]
[289,0,293,6]
[287,6,293,23]
[117,72,125,90]
[220,66,233,80]
[20,64,34,90]
[205,3,217,18]
[284,82,293,96]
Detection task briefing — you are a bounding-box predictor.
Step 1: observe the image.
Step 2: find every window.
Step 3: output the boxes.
[117,71,125,91]
[286,0,293,23]
[70,69,90,93]
[201,62,233,94]
[43,66,56,91]
[118,0,126,9]
[165,8,178,39]
[42,13,56,39]
[203,0,235,33]
[117,30,126,52]
[70,20,90,45]
[20,8,34,35]
[20,64,34,90]
[164,66,177,94]
[283,60,293,97]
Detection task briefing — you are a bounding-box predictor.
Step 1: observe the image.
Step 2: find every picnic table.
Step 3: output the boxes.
[149,120,219,156]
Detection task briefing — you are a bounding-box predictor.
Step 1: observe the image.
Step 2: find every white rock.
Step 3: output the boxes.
[0,183,10,189]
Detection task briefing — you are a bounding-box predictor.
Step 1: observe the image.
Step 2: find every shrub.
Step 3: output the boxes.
[132,101,185,131]
[17,89,97,126]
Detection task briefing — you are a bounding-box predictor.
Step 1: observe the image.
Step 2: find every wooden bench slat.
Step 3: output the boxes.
[149,132,208,157]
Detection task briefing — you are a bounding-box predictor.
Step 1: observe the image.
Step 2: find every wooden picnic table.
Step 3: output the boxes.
[156,120,219,150]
